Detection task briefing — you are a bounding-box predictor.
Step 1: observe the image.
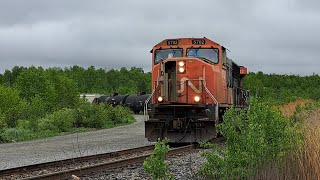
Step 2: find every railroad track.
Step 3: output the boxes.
[0,144,195,180]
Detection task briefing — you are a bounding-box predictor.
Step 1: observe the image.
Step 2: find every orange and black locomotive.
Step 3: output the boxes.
[145,37,248,143]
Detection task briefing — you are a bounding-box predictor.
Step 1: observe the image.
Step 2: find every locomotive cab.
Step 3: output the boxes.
[145,38,248,143]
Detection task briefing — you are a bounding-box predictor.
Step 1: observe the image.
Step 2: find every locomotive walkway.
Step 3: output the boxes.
[0,115,151,170]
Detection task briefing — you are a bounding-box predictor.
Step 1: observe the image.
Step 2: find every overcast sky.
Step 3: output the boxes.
[0,0,319,75]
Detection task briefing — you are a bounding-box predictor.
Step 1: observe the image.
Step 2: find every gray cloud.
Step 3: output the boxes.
[0,0,319,75]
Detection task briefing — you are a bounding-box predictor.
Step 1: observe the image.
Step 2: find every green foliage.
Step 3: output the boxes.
[113,105,135,124]
[0,65,142,142]
[200,98,302,179]
[106,105,135,125]
[1,128,35,142]
[0,113,6,129]
[28,95,47,119]
[1,102,135,142]
[0,86,23,114]
[15,67,55,103]
[14,67,79,112]
[244,72,320,105]
[76,101,134,128]
[62,66,151,94]
[39,108,76,132]
[1,65,151,97]
[0,85,27,127]
[46,71,79,110]
[1,66,26,87]
[76,100,109,128]
[0,127,59,142]
[16,108,76,133]
[144,138,172,180]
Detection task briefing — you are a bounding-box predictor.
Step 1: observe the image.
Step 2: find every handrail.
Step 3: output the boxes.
[144,83,160,120]
[202,80,219,122]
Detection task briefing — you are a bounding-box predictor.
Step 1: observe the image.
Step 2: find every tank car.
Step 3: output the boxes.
[92,95,109,104]
[106,95,128,106]
[144,37,249,143]
[99,94,150,114]
[125,94,150,114]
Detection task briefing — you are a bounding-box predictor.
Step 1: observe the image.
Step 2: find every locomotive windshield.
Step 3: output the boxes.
[154,48,183,64]
[187,48,219,63]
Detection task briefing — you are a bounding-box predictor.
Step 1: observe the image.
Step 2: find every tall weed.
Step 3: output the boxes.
[144,138,172,180]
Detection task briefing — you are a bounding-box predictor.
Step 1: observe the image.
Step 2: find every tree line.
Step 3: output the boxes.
[243,71,320,104]
[0,65,151,95]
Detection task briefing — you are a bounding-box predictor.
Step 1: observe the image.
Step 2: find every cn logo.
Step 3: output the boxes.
[177,77,203,94]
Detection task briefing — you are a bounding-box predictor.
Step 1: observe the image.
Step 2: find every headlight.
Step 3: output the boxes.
[194,96,200,102]
[178,61,185,67]
[158,96,163,102]
[178,67,185,73]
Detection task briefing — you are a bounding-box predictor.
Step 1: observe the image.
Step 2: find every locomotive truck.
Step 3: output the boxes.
[144,37,249,143]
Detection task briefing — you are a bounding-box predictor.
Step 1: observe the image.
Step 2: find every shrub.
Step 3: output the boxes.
[38,117,60,133]
[112,105,134,124]
[105,105,134,125]
[144,138,172,180]
[16,119,32,129]
[200,98,301,179]
[38,108,76,132]
[75,101,135,129]
[75,100,107,128]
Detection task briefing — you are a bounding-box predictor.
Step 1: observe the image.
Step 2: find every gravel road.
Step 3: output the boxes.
[0,115,152,170]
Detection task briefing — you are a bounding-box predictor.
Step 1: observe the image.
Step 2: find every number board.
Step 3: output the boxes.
[192,39,205,45]
[167,39,178,46]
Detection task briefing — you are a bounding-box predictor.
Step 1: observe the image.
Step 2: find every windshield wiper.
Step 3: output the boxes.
[187,48,199,57]
[212,48,218,54]
[197,56,212,63]
[171,49,176,57]
[156,57,166,64]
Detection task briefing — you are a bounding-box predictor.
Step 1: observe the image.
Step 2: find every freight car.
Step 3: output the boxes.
[144,37,249,143]
[92,95,109,104]
[93,94,150,114]
[125,94,150,114]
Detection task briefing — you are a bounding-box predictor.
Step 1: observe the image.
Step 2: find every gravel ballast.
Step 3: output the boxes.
[0,115,152,170]
[81,149,208,180]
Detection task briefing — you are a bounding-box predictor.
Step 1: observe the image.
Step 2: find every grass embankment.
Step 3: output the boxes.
[256,101,320,179]
[0,102,135,143]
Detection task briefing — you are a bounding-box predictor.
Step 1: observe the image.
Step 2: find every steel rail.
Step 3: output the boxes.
[0,145,155,178]
[22,144,195,180]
